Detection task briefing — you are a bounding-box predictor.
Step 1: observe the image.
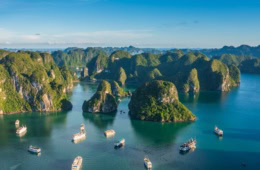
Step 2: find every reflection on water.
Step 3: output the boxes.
[83,112,116,130]
[180,91,230,104]
[130,118,192,145]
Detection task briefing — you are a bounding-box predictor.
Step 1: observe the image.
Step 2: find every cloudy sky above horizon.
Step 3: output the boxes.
[0,0,260,48]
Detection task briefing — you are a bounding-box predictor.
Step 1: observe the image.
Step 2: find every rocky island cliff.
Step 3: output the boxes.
[82,80,118,113]
[128,80,196,122]
[0,51,75,114]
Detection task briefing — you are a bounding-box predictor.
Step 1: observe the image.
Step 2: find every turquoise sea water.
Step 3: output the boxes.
[0,74,260,170]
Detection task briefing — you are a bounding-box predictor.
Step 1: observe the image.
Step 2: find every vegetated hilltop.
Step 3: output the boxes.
[0,50,76,114]
[128,80,196,122]
[213,54,260,74]
[82,80,129,113]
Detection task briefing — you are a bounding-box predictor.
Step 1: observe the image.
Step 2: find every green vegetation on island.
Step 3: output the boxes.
[82,80,118,113]
[0,51,75,114]
[212,53,260,74]
[128,80,196,122]
[82,50,240,92]
[239,58,260,74]
[111,81,130,97]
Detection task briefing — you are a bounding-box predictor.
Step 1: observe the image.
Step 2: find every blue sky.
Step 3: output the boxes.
[0,0,259,48]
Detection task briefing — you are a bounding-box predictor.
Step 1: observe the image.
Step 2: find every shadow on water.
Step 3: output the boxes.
[82,112,116,130]
[179,91,230,104]
[130,118,193,145]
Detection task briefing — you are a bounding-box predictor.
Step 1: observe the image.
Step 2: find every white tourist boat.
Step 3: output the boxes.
[72,124,86,142]
[144,156,152,169]
[16,125,27,136]
[72,156,83,170]
[104,129,116,137]
[214,126,223,136]
[28,145,41,154]
[15,119,20,127]
[114,138,125,148]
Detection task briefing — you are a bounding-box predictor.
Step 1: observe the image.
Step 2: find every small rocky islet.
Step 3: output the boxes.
[82,80,130,113]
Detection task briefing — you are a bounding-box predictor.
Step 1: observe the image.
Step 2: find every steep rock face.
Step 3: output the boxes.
[183,68,200,93]
[115,67,127,86]
[80,67,89,80]
[200,59,236,91]
[128,80,195,122]
[87,53,108,76]
[82,80,117,113]
[0,51,74,114]
[228,65,241,85]
[111,81,129,97]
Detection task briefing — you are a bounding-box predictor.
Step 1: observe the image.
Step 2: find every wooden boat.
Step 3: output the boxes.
[104,129,115,137]
[114,138,125,148]
[72,156,83,170]
[144,156,152,169]
[28,145,41,154]
[214,126,223,136]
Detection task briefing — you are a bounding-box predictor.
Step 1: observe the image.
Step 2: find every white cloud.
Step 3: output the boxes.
[0,28,153,46]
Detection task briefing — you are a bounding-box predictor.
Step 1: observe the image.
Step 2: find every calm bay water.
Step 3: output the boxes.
[1,74,260,170]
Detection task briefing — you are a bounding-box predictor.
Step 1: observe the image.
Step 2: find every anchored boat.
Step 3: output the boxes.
[104,129,115,137]
[16,125,27,136]
[114,138,125,148]
[28,145,41,154]
[72,156,83,170]
[72,124,86,142]
[179,138,196,153]
[144,156,152,169]
[214,126,223,136]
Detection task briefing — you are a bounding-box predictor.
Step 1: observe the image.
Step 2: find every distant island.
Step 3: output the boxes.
[213,54,260,74]
[0,50,76,114]
[79,50,240,93]
[50,45,260,75]
[129,80,196,122]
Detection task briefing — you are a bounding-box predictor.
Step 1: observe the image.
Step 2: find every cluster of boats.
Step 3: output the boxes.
[179,126,223,153]
[14,118,223,169]
[15,120,27,137]
[15,119,41,155]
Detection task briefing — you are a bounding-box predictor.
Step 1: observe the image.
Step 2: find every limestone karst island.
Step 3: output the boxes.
[0,0,260,170]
